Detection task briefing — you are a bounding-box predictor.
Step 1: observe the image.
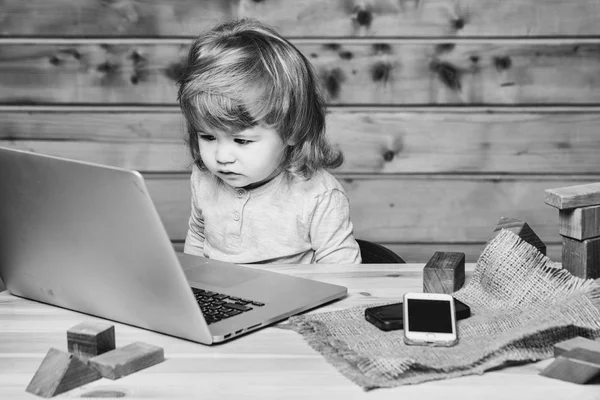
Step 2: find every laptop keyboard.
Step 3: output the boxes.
[192,288,265,325]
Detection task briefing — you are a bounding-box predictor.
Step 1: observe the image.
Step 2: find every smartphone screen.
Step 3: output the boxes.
[406,298,453,333]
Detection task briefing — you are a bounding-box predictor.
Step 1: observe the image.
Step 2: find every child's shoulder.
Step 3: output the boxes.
[289,169,346,196]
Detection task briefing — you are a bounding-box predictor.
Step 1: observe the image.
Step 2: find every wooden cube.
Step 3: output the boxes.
[67,322,116,359]
[562,235,600,279]
[88,341,164,380]
[423,252,465,294]
[545,182,600,210]
[490,217,546,255]
[554,336,600,358]
[540,348,600,384]
[559,204,600,240]
[26,348,101,398]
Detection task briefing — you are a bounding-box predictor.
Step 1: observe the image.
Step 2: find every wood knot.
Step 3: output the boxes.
[339,51,354,60]
[373,43,392,54]
[97,61,118,74]
[493,56,512,71]
[130,50,145,64]
[453,18,465,30]
[371,62,392,83]
[435,43,455,54]
[354,7,373,27]
[430,60,462,91]
[323,43,341,51]
[383,150,395,162]
[165,61,186,82]
[320,68,345,99]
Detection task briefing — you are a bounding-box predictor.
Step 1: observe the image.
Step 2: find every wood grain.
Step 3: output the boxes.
[2,42,600,105]
[88,341,164,380]
[559,205,600,241]
[540,348,600,384]
[545,183,600,210]
[561,236,600,279]
[67,322,116,359]
[3,109,600,174]
[3,264,600,399]
[143,174,597,245]
[2,0,600,37]
[490,217,546,255]
[422,252,465,294]
[171,242,565,264]
[25,348,101,397]
[554,337,600,358]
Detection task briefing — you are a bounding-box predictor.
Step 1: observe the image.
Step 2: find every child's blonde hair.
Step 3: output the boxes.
[177,18,342,179]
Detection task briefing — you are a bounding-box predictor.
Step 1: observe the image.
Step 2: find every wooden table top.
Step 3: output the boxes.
[1,263,598,400]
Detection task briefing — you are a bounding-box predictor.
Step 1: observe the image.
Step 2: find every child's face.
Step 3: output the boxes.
[197,125,287,189]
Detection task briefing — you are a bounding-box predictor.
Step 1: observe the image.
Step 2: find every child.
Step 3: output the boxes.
[177,18,361,264]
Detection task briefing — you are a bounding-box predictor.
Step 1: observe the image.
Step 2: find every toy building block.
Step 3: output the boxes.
[88,341,164,380]
[545,182,600,210]
[423,252,465,294]
[490,217,546,255]
[540,348,600,384]
[559,204,600,241]
[562,236,600,279]
[26,348,101,398]
[554,336,600,358]
[67,322,116,360]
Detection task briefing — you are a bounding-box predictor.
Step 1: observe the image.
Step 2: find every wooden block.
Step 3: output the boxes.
[423,252,465,294]
[559,204,600,240]
[490,217,546,255]
[88,341,164,380]
[554,336,600,358]
[26,348,101,398]
[545,182,600,210]
[67,322,115,359]
[562,235,600,279]
[540,348,600,384]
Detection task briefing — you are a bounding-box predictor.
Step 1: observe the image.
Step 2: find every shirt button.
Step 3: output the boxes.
[237,189,245,198]
[233,212,240,221]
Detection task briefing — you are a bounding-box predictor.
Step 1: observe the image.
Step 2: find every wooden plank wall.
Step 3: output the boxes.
[2,1,600,292]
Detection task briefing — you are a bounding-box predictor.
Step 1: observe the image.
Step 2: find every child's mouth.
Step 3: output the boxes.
[218,170,239,176]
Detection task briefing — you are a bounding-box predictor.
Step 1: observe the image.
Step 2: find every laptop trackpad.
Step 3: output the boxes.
[183,264,261,288]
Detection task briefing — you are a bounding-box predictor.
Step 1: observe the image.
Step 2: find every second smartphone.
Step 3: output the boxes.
[364,297,471,332]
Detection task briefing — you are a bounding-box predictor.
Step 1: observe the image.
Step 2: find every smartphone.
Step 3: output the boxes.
[365,298,470,332]
[402,292,458,347]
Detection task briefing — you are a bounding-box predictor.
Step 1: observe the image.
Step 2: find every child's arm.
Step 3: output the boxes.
[183,175,205,256]
[309,190,362,264]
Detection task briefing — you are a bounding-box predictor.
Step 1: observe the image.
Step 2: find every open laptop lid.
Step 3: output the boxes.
[0,147,212,343]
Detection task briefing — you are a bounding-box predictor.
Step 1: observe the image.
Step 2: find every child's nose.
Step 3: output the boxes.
[215,143,235,164]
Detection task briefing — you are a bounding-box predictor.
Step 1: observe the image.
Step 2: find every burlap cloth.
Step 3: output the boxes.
[282,229,600,390]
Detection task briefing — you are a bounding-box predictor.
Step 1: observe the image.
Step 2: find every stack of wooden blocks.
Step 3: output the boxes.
[26,321,164,398]
[545,182,600,279]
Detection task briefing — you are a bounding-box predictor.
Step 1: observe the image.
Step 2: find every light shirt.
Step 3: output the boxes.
[184,166,362,264]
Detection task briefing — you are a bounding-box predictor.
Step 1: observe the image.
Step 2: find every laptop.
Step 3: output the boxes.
[0,146,347,344]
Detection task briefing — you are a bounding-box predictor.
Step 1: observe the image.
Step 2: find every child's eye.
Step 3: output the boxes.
[234,139,252,145]
[199,134,215,142]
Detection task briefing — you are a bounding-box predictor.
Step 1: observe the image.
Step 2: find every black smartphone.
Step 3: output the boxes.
[365,297,471,332]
